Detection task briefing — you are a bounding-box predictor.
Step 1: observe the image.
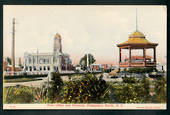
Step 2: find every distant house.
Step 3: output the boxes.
[101,64,109,70]
[3,60,22,72]
[101,64,113,70]
[90,64,102,71]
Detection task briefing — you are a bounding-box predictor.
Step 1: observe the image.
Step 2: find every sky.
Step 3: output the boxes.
[3,5,167,66]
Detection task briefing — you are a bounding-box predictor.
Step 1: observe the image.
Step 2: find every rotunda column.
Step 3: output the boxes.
[143,48,146,66]
[129,47,131,66]
[119,48,122,62]
[153,47,156,62]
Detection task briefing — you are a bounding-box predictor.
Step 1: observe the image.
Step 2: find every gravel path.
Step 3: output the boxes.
[3,77,48,88]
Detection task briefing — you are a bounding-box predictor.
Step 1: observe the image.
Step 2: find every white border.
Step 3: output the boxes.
[3,103,166,110]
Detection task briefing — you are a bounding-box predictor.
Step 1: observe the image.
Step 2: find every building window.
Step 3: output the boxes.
[29,58,32,64]
[54,57,58,64]
[47,59,50,64]
[44,66,46,71]
[54,66,58,71]
[29,66,32,71]
[39,59,44,64]
[45,59,50,64]
[25,66,28,71]
[33,57,35,64]
[48,66,50,71]
[34,66,36,71]
[39,66,42,71]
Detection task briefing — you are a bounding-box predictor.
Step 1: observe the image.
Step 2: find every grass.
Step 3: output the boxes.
[3,86,35,103]
[4,78,42,83]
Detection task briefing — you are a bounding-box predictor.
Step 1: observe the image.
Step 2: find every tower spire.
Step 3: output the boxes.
[136,8,138,31]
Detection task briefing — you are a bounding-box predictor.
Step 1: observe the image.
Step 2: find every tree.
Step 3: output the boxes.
[155,76,167,103]
[62,73,109,103]
[79,54,96,70]
[138,77,151,102]
[112,83,142,103]
[49,72,64,102]
[6,57,12,65]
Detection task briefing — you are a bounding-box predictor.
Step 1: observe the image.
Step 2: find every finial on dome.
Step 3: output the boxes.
[129,31,145,38]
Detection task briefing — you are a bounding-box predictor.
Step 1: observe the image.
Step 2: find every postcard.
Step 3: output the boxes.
[3,5,167,110]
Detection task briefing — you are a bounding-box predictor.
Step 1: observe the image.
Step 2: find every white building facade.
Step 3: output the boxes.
[23,33,73,73]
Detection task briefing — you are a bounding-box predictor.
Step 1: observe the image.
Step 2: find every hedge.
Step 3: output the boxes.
[4,74,47,79]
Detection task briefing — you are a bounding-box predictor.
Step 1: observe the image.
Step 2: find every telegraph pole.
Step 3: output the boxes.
[11,18,15,74]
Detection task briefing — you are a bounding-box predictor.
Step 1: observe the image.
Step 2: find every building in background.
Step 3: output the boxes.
[90,64,102,71]
[3,58,22,72]
[23,33,73,73]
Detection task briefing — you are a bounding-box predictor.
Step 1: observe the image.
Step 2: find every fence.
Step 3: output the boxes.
[117,72,165,78]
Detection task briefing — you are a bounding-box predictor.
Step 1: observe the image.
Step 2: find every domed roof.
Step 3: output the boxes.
[129,31,145,38]
[55,33,61,38]
[117,30,158,47]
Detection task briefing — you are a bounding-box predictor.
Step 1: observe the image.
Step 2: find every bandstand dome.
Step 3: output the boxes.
[117,30,158,48]
[129,31,145,38]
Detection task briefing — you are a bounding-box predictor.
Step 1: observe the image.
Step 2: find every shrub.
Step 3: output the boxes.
[110,77,152,103]
[3,74,166,104]
[103,69,112,73]
[140,77,150,96]
[136,77,151,102]
[112,83,141,103]
[48,72,64,102]
[128,68,155,73]
[4,74,47,79]
[123,77,137,83]
[61,73,109,103]
[154,76,167,103]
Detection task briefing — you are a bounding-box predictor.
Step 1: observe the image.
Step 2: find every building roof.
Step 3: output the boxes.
[129,31,145,38]
[117,30,158,47]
